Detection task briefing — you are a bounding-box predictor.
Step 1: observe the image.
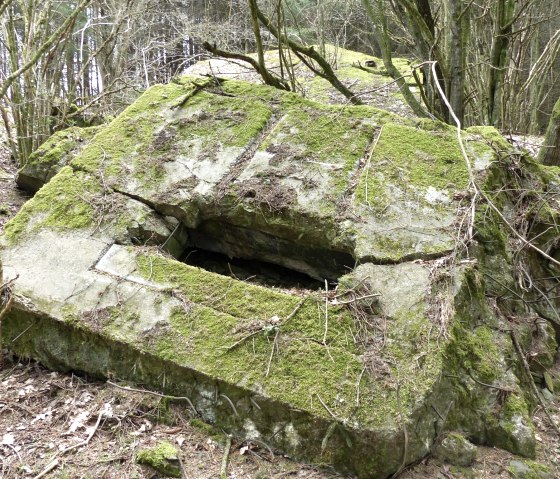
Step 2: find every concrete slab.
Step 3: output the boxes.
[1,76,545,478]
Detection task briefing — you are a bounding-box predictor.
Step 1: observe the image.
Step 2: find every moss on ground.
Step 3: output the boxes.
[136,441,181,477]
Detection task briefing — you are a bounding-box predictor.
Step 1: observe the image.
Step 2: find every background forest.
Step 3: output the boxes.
[1,0,560,168]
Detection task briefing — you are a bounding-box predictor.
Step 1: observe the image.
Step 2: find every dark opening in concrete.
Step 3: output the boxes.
[181,247,326,290]
[187,221,355,279]
[161,219,355,286]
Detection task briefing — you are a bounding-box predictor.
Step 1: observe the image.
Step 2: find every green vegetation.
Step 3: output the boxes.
[448,324,501,383]
[24,125,101,169]
[355,122,469,207]
[136,441,181,477]
[4,167,98,243]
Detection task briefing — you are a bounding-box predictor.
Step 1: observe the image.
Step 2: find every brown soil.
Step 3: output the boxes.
[0,142,559,479]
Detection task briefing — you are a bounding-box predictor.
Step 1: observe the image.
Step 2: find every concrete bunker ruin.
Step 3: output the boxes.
[3,74,559,478]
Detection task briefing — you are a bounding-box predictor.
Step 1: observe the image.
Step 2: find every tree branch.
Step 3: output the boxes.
[253,1,362,105]
[201,42,290,91]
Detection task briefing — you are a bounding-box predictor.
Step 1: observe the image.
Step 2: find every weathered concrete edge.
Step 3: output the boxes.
[3,298,451,479]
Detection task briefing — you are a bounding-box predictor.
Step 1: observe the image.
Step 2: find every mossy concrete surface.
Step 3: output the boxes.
[1,75,557,477]
[186,44,418,115]
[17,125,103,192]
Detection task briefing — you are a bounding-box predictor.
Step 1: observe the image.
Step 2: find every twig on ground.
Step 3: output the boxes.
[60,406,105,454]
[322,280,329,345]
[364,127,383,208]
[225,329,264,351]
[265,329,279,377]
[32,405,106,478]
[220,435,232,479]
[178,454,188,479]
[335,293,381,305]
[355,367,366,407]
[467,370,515,392]
[315,393,338,421]
[33,459,59,479]
[106,380,197,415]
[219,394,239,417]
[333,275,371,299]
[284,296,307,323]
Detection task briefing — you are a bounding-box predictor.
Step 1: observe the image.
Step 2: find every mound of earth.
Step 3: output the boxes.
[1,75,559,478]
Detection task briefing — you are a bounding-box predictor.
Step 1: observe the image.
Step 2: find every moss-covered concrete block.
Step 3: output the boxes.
[434,433,477,467]
[507,459,554,479]
[1,74,555,478]
[137,441,181,477]
[17,125,103,192]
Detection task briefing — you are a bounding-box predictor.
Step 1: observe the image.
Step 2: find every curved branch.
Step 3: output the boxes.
[201,42,290,91]
[253,2,362,105]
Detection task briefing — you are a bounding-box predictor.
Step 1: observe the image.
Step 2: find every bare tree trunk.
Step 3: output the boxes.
[362,0,428,116]
[448,0,467,124]
[487,0,515,126]
[539,96,560,166]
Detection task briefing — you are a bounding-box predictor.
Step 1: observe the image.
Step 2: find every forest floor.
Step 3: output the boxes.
[0,140,559,479]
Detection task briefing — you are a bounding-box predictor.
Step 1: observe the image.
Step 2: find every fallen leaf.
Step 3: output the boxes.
[66,410,90,433]
[1,433,15,445]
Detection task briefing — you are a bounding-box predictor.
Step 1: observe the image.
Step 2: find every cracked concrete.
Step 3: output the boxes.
[2,75,548,478]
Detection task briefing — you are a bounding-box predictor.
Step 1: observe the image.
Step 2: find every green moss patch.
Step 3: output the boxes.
[4,167,99,243]
[25,125,101,169]
[129,251,444,426]
[355,122,469,208]
[72,82,195,176]
[136,441,181,477]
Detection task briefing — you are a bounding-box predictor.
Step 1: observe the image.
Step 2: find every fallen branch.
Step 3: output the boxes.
[220,435,232,479]
[335,292,381,306]
[364,127,383,208]
[60,407,105,454]
[226,297,307,351]
[32,459,59,479]
[322,280,329,345]
[265,329,279,377]
[283,296,308,323]
[224,329,264,351]
[32,405,105,479]
[107,380,197,415]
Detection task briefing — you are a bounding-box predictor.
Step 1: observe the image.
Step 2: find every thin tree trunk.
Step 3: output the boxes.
[448,0,467,124]
[488,0,515,126]
[539,96,560,166]
[362,0,428,116]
